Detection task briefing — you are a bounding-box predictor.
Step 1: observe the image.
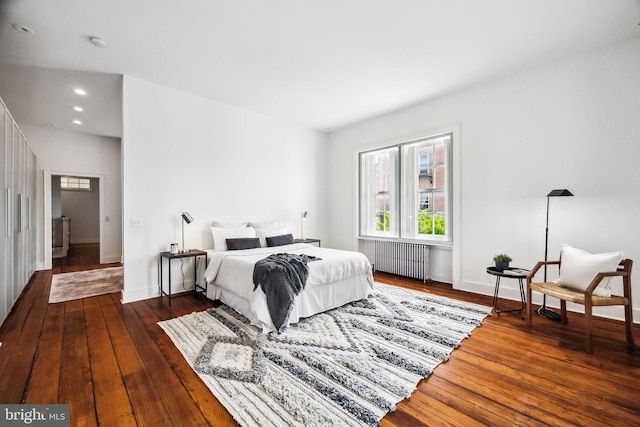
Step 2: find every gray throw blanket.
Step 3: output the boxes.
[253,253,321,333]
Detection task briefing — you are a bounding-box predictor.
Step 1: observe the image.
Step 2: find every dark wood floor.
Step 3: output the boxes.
[1,245,640,426]
[52,242,122,274]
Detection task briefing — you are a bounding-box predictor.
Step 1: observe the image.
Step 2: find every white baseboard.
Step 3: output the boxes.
[102,255,122,264]
[120,285,194,304]
[121,286,160,304]
[70,238,100,244]
[459,278,639,324]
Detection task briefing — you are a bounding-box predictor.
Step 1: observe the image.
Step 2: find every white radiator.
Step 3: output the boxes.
[370,240,431,282]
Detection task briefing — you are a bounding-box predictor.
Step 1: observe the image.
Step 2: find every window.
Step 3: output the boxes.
[419,153,431,181]
[359,133,452,242]
[61,176,92,191]
[359,147,398,235]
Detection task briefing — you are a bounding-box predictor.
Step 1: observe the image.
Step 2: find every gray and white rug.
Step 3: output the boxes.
[49,267,123,303]
[159,283,492,427]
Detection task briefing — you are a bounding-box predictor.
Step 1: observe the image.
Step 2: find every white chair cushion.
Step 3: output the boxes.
[556,244,623,297]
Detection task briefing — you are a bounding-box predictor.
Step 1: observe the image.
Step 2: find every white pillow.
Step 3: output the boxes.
[556,244,623,297]
[255,227,288,247]
[211,221,247,228]
[248,220,279,229]
[211,226,256,251]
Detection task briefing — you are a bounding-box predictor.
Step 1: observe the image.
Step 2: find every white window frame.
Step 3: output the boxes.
[358,131,454,244]
[358,147,399,237]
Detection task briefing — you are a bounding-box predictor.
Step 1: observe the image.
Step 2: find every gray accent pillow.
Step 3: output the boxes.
[226,237,261,250]
[266,233,295,247]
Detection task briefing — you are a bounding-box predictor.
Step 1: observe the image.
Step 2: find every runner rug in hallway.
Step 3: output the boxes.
[49,267,123,303]
[159,283,492,427]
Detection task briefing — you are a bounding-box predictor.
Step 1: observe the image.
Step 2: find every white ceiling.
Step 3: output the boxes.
[0,0,639,138]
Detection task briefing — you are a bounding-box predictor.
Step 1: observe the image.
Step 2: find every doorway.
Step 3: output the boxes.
[43,170,108,271]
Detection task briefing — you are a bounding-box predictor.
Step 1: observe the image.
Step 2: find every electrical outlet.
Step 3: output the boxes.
[131,218,143,227]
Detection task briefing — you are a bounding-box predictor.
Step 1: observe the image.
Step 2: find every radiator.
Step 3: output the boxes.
[372,240,431,282]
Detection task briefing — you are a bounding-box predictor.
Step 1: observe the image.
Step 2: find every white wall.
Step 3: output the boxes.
[121,76,328,302]
[328,36,640,321]
[22,125,123,268]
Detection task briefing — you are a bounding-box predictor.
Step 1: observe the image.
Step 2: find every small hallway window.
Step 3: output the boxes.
[61,176,92,191]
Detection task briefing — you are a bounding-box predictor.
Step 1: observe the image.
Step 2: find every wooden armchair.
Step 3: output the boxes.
[526,258,634,353]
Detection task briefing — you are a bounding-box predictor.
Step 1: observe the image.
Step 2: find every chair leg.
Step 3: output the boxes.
[526,285,533,327]
[560,301,567,325]
[584,306,593,354]
[625,303,635,350]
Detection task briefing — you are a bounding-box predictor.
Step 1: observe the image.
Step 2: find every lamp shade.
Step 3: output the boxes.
[547,189,573,197]
[181,212,194,223]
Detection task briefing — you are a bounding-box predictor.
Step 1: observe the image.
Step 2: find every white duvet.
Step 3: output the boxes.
[202,243,374,332]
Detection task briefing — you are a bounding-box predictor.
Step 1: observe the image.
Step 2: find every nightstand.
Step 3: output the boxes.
[159,249,208,302]
[295,238,321,247]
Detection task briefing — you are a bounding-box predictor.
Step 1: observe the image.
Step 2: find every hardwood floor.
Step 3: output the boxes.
[1,248,640,426]
[52,242,122,274]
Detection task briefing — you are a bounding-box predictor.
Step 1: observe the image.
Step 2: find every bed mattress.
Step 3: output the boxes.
[199,243,374,333]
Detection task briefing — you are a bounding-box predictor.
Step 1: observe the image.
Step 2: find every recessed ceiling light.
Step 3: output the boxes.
[73,120,82,125]
[73,88,86,96]
[73,106,83,112]
[13,24,34,34]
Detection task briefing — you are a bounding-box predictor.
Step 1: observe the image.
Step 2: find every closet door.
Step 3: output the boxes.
[19,132,28,289]
[12,121,21,300]
[21,134,32,285]
[0,99,36,326]
[0,101,7,324]
[2,106,14,323]
[29,150,36,277]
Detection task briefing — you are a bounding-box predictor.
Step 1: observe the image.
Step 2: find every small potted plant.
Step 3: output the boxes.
[493,253,512,272]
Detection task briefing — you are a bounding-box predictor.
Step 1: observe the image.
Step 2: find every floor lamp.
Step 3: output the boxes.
[537,189,574,320]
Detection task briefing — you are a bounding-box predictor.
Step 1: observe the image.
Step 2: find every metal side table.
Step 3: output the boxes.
[159,249,208,302]
[486,266,529,317]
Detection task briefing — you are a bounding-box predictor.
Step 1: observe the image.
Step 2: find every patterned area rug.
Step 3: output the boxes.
[49,267,123,303]
[159,283,492,427]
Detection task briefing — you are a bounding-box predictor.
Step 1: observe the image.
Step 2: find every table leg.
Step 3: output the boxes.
[168,257,172,303]
[493,276,501,314]
[493,275,525,318]
[518,278,526,311]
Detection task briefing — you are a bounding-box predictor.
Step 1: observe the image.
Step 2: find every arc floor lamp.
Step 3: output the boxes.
[538,188,574,320]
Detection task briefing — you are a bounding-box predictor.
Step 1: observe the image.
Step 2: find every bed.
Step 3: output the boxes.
[199,234,374,333]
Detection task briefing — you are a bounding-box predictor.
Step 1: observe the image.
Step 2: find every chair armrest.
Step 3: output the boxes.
[527,260,560,282]
[585,270,627,294]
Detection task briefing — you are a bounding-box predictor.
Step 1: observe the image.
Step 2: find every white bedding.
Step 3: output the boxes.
[200,243,374,333]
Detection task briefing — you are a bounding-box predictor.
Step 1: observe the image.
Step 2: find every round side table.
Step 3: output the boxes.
[486,266,529,317]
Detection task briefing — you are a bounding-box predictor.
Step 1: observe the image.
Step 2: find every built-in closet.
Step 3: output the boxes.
[1,96,37,327]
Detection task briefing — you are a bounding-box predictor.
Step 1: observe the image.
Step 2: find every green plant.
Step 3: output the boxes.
[376,212,390,231]
[418,211,445,235]
[376,211,446,235]
[493,253,512,263]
